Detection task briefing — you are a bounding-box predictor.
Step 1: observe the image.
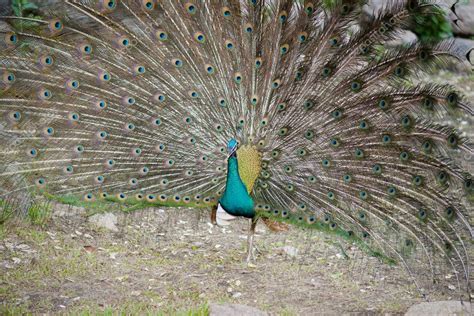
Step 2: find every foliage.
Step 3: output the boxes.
[11,0,41,30]
[412,5,453,43]
[27,201,51,226]
[0,198,17,225]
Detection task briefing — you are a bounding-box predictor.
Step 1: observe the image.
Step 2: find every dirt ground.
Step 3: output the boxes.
[0,203,464,315]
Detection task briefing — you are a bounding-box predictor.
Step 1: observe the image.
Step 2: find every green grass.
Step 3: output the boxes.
[0,199,18,225]
[66,303,209,316]
[27,201,51,227]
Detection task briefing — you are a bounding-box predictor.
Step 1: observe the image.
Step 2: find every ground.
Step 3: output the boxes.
[0,69,473,315]
[0,204,464,315]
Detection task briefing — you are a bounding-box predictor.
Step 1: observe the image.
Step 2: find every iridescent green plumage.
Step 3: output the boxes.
[220,155,255,218]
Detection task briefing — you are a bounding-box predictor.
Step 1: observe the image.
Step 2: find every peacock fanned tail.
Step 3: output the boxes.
[0,0,472,299]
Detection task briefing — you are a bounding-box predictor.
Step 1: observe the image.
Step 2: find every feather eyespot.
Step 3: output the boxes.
[9,111,21,122]
[5,32,18,46]
[250,95,258,105]
[271,79,280,89]
[156,30,168,41]
[185,3,197,14]
[277,103,286,111]
[66,79,80,91]
[322,66,332,77]
[27,148,38,158]
[447,134,459,148]
[194,32,206,43]
[205,64,215,74]
[350,81,362,92]
[280,44,289,55]
[393,65,406,77]
[234,72,242,84]
[412,175,423,187]
[117,35,131,48]
[218,98,227,107]
[359,120,369,130]
[322,158,331,168]
[37,88,52,100]
[387,186,397,197]
[400,115,413,129]
[354,148,364,159]
[436,170,449,185]
[372,164,382,175]
[244,23,253,33]
[3,72,15,84]
[98,70,111,82]
[222,7,231,17]
[303,100,314,110]
[100,0,117,11]
[359,190,368,200]
[48,19,63,34]
[330,138,340,147]
[278,11,287,23]
[304,130,314,140]
[421,140,433,153]
[331,109,343,119]
[446,92,458,107]
[43,127,54,137]
[77,43,93,56]
[172,58,183,68]
[297,32,308,43]
[304,3,314,14]
[343,174,352,183]
[444,206,456,220]
[378,98,389,110]
[382,134,391,144]
[36,178,46,187]
[399,151,410,162]
[39,55,54,67]
[225,40,234,49]
[329,37,339,47]
[142,0,155,10]
[278,127,288,136]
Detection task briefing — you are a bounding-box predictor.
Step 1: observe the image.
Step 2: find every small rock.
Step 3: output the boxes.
[131,290,141,296]
[447,284,456,291]
[88,213,119,232]
[232,292,242,299]
[209,303,268,316]
[16,244,31,251]
[12,257,21,264]
[227,287,233,293]
[405,300,471,316]
[84,234,93,239]
[281,245,299,258]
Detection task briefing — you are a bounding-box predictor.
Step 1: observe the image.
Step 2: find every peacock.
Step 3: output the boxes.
[0,0,472,301]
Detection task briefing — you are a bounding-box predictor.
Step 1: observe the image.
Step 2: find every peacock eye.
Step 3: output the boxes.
[372,164,382,175]
[185,3,196,14]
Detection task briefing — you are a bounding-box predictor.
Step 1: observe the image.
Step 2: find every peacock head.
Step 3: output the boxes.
[227,138,238,155]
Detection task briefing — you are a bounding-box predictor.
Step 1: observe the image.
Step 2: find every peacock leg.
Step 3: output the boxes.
[210,205,217,225]
[246,218,258,263]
